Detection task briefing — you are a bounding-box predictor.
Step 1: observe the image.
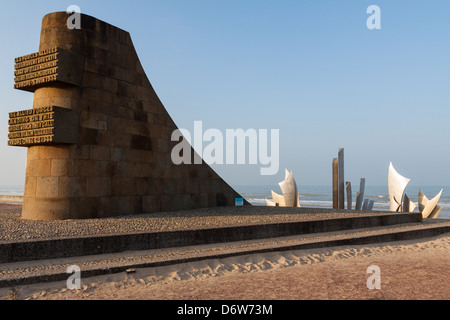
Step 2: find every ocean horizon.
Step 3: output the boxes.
[233,184,450,219]
[1,184,449,219]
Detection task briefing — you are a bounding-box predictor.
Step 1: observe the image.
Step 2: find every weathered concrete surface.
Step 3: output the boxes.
[0,219,449,288]
[0,211,425,264]
[13,12,245,220]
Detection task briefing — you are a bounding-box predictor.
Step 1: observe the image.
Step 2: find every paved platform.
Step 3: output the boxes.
[0,218,449,288]
[0,208,425,263]
[0,206,449,287]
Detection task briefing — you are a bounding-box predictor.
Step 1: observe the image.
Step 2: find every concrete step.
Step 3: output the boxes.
[0,212,422,264]
[0,218,448,288]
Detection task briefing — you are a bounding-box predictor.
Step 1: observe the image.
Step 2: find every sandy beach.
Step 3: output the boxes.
[1,234,448,300]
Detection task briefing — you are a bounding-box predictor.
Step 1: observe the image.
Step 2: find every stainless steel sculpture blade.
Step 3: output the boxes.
[346,182,352,210]
[279,170,297,207]
[267,169,301,207]
[355,178,366,210]
[271,191,286,207]
[338,149,345,209]
[403,194,417,213]
[418,189,443,218]
[428,206,442,219]
[332,158,338,209]
[388,162,411,212]
[362,199,369,210]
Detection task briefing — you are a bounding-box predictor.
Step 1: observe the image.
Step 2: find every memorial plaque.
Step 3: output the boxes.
[8,106,79,147]
[14,47,83,92]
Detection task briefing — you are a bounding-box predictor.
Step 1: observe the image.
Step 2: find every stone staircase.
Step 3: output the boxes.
[0,210,449,288]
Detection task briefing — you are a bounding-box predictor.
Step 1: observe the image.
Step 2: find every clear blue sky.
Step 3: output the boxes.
[1,0,449,188]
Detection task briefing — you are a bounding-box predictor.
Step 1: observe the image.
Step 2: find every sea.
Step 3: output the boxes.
[233,184,450,219]
[1,184,449,219]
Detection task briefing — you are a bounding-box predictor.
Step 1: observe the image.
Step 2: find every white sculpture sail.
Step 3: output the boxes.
[279,170,298,207]
[266,169,301,207]
[271,191,286,207]
[403,194,417,213]
[388,162,411,212]
[418,189,443,219]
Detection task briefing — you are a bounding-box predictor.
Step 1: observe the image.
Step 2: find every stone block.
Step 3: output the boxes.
[84,57,107,75]
[70,145,90,160]
[78,127,98,145]
[143,195,160,213]
[27,159,51,177]
[160,195,171,212]
[87,177,112,197]
[22,197,71,221]
[36,176,59,198]
[130,134,152,151]
[198,179,211,194]
[111,131,131,149]
[27,146,40,160]
[183,194,197,210]
[111,177,136,196]
[198,193,209,208]
[51,159,74,176]
[135,177,150,195]
[38,145,71,159]
[89,145,111,161]
[69,197,99,219]
[162,178,176,195]
[169,194,185,211]
[58,176,87,198]
[24,176,37,198]
[74,160,99,177]
[117,106,134,120]
[117,81,137,98]
[148,178,162,195]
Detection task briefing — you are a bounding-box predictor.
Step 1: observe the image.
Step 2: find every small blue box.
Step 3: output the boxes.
[235,198,244,206]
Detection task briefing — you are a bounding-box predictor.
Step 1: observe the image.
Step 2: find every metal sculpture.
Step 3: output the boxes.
[388,162,411,212]
[266,169,301,207]
[418,189,443,219]
[403,194,417,213]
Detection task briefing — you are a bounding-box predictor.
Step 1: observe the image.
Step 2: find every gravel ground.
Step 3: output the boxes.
[1,220,448,283]
[0,204,389,242]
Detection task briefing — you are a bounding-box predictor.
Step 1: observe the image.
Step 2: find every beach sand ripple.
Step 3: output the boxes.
[1,235,448,300]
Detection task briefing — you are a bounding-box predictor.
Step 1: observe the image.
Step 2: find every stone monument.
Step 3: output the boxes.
[8,12,246,220]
